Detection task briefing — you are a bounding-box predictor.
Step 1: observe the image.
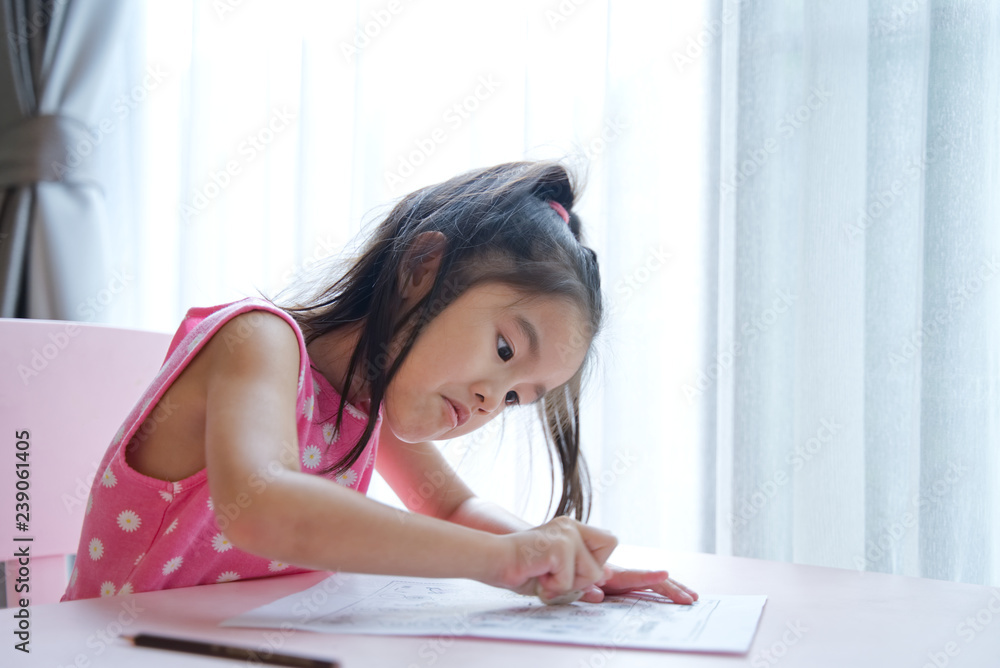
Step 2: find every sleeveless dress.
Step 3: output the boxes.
[61,297,382,601]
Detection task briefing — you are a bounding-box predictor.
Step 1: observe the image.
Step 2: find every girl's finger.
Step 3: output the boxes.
[579,584,605,603]
[537,584,584,606]
[568,534,607,592]
[650,577,697,604]
[671,578,699,601]
[600,568,670,595]
[577,524,618,565]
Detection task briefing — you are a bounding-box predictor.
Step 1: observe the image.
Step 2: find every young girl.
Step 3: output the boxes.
[62,161,697,606]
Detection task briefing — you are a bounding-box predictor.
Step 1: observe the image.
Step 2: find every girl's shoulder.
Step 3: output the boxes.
[191,299,307,389]
[123,299,305,482]
[204,308,302,369]
[166,297,303,357]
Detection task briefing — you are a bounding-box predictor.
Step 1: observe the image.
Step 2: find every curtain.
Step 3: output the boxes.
[126,0,712,548]
[0,0,140,321]
[110,0,996,588]
[709,0,999,586]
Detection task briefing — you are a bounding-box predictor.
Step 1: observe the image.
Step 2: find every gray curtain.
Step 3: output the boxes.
[709,0,999,585]
[0,0,134,320]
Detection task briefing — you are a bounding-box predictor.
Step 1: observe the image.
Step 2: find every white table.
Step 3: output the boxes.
[7,546,999,666]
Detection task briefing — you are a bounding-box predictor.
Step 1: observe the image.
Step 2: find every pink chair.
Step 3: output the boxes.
[0,318,171,607]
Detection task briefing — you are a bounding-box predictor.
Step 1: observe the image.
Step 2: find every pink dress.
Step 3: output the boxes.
[61,297,381,601]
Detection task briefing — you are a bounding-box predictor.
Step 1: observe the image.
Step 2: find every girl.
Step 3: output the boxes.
[62,161,697,606]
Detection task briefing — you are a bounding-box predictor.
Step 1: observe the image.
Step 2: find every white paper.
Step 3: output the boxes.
[222,574,766,653]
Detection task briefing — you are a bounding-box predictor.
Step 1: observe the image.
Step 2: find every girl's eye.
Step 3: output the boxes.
[497,334,514,362]
[497,336,519,406]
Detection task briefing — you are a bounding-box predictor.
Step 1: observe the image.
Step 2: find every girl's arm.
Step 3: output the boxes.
[374,430,531,534]
[376,407,698,605]
[203,312,615,601]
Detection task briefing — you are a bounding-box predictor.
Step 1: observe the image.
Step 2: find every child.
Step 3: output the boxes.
[62,161,697,606]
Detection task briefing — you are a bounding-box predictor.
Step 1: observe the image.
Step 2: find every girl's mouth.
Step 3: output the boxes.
[444,397,470,428]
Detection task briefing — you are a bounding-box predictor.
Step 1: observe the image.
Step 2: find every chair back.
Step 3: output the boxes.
[0,318,170,606]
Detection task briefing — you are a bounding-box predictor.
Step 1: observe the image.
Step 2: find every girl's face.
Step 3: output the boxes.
[382,282,590,443]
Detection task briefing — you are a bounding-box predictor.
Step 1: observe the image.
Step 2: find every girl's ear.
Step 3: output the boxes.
[399,231,447,303]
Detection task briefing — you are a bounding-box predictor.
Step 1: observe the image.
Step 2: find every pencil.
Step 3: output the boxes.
[124,633,340,667]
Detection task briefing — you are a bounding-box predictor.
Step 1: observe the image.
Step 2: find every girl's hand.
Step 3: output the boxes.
[489,517,618,604]
[578,563,699,604]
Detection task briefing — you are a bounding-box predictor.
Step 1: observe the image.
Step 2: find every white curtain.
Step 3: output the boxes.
[119,0,711,551]
[710,0,999,586]
[0,0,141,321]
[115,0,997,588]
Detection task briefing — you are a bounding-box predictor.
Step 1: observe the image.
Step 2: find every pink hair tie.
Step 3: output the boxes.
[548,200,570,224]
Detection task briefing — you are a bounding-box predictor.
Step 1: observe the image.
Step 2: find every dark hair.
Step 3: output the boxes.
[272,161,603,520]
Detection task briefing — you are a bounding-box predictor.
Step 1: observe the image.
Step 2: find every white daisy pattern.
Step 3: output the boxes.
[164,518,179,535]
[302,445,322,469]
[268,560,289,572]
[162,556,183,575]
[118,582,134,596]
[212,533,233,553]
[134,552,145,565]
[322,422,338,445]
[313,378,321,395]
[116,510,141,532]
[159,490,173,502]
[345,403,366,420]
[172,481,183,494]
[303,395,315,421]
[100,581,116,597]
[101,467,117,488]
[86,494,93,515]
[335,469,358,487]
[217,571,240,583]
[207,496,214,511]
[187,332,205,352]
[89,538,104,560]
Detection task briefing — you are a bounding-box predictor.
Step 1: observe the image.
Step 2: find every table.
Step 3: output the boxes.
[7,546,999,666]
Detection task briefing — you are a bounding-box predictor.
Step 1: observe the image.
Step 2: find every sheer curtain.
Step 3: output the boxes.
[709,0,999,585]
[0,0,141,321]
[117,1,996,587]
[119,0,711,543]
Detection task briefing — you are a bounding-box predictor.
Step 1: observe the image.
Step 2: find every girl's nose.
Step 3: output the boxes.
[475,391,502,414]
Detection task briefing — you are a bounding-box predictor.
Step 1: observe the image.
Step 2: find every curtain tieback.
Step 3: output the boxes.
[0,114,104,188]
